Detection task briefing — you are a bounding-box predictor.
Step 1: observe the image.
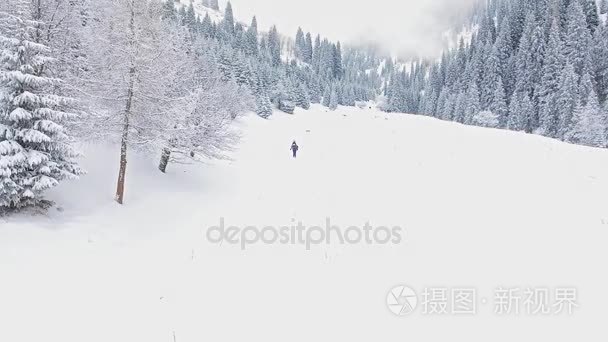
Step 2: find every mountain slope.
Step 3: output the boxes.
[1,105,607,341]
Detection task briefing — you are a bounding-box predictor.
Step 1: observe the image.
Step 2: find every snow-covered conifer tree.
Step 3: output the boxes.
[490,77,508,127]
[508,92,532,132]
[435,88,448,118]
[223,2,235,36]
[566,89,607,147]
[537,19,563,137]
[304,33,313,64]
[464,83,481,124]
[443,92,457,121]
[329,87,338,111]
[295,27,305,60]
[556,64,580,139]
[582,0,600,33]
[256,92,273,119]
[592,25,608,103]
[453,92,467,123]
[268,25,281,67]
[322,86,331,107]
[245,16,259,56]
[564,0,593,77]
[0,5,81,212]
[579,72,595,105]
[601,0,608,14]
[481,44,500,110]
[295,83,311,110]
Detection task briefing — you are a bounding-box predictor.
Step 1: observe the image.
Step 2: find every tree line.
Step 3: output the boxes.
[385,0,608,148]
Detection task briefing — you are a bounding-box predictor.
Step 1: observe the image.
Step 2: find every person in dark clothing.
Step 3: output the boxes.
[291,141,299,158]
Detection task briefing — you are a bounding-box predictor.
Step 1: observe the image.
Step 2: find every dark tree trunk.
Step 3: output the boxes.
[158,148,171,173]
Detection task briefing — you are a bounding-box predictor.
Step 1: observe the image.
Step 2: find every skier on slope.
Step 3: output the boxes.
[291,141,299,158]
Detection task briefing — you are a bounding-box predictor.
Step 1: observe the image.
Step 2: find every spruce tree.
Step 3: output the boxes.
[309,77,322,104]
[582,0,600,34]
[557,64,580,139]
[494,18,513,91]
[304,33,313,64]
[322,85,331,107]
[295,27,305,60]
[201,13,213,38]
[490,77,509,127]
[329,87,339,111]
[453,92,467,123]
[435,88,448,118]
[564,0,593,77]
[245,17,259,56]
[508,92,532,132]
[442,93,457,121]
[566,89,607,147]
[0,9,82,211]
[333,42,343,79]
[515,13,544,106]
[223,2,235,36]
[592,25,608,103]
[312,35,321,72]
[255,92,273,119]
[162,0,177,21]
[482,44,501,109]
[295,83,311,110]
[579,72,594,105]
[268,26,281,67]
[184,1,197,31]
[464,82,481,124]
[537,19,564,137]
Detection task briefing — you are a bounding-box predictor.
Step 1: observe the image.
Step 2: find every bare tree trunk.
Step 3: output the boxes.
[158,148,171,173]
[115,3,136,205]
[115,114,129,204]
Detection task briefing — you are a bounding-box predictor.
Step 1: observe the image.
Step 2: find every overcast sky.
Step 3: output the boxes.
[225,0,477,58]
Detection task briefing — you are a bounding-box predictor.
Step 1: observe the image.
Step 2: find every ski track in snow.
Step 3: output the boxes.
[1,104,608,341]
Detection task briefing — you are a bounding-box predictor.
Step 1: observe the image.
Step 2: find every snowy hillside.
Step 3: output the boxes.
[2,105,607,342]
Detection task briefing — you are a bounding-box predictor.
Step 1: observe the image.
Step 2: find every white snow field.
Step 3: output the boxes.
[1,104,608,342]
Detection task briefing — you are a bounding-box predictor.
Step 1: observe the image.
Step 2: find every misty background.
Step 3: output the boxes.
[227,0,478,58]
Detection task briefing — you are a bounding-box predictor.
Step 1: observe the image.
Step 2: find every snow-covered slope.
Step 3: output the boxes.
[1,106,607,341]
